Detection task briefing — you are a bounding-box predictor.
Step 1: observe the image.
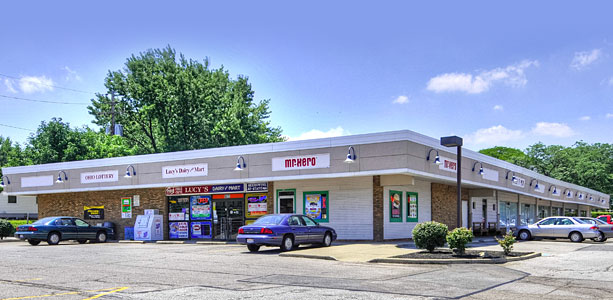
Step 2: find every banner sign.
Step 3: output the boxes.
[162,163,208,179]
[246,194,267,218]
[512,176,526,188]
[169,222,189,239]
[190,195,211,220]
[121,197,132,218]
[246,182,268,192]
[80,170,118,184]
[272,154,330,171]
[165,184,244,196]
[481,168,499,182]
[84,206,104,220]
[389,190,402,222]
[407,192,418,222]
[438,157,457,173]
[21,175,54,188]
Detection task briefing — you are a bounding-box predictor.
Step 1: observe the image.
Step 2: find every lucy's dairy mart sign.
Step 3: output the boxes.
[121,197,132,218]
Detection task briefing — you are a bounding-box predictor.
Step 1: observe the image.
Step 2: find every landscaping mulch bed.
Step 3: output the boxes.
[392,249,532,260]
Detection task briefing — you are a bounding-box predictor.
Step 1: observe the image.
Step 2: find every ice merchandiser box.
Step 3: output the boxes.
[134,214,164,241]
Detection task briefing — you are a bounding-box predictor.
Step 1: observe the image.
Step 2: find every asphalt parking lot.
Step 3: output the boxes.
[0,239,612,300]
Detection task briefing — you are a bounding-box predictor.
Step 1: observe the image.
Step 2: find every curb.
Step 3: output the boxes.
[118,240,145,244]
[155,241,185,244]
[369,252,541,265]
[196,241,234,245]
[0,238,21,243]
[278,253,337,261]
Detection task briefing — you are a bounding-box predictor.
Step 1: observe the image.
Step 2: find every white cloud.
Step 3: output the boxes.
[607,113,613,119]
[493,105,503,111]
[393,95,409,104]
[18,76,54,93]
[579,116,591,121]
[464,125,523,147]
[4,79,17,93]
[531,122,575,137]
[289,126,350,141]
[63,66,82,81]
[426,60,538,94]
[570,49,602,70]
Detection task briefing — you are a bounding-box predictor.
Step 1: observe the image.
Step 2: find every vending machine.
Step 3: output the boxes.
[134,214,164,241]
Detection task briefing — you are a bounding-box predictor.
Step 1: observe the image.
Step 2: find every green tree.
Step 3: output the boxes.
[478,146,527,165]
[0,136,28,192]
[88,46,284,154]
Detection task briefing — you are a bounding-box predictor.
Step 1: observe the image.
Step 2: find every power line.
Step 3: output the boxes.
[0,94,89,105]
[0,73,96,95]
[0,123,34,132]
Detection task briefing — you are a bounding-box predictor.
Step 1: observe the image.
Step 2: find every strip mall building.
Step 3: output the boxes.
[2,130,609,241]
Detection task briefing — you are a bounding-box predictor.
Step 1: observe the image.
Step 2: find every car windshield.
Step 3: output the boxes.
[253,215,284,225]
[32,217,56,225]
[583,218,606,224]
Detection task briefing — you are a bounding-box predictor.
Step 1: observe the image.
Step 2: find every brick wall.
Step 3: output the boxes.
[431,183,469,230]
[38,188,166,240]
[373,175,383,241]
[266,181,274,214]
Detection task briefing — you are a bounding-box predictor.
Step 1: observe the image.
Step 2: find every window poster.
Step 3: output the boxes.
[246,193,268,218]
[389,190,402,222]
[169,222,189,239]
[407,192,418,222]
[84,206,104,220]
[121,197,132,219]
[190,195,211,220]
[191,221,212,239]
[304,191,329,222]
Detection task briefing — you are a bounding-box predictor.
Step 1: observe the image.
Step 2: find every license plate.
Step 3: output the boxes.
[247,239,254,244]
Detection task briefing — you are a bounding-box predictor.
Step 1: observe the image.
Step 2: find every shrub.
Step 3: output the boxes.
[591,211,613,218]
[0,219,15,240]
[412,221,448,253]
[446,227,473,255]
[495,232,516,256]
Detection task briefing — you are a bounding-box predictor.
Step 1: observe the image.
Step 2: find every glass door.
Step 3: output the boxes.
[212,197,244,240]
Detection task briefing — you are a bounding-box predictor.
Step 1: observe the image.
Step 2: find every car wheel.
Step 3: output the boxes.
[28,240,41,246]
[96,232,107,243]
[569,231,583,243]
[47,232,61,245]
[322,232,332,247]
[518,230,531,241]
[247,244,260,252]
[77,239,88,244]
[592,231,605,243]
[281,235,294,251]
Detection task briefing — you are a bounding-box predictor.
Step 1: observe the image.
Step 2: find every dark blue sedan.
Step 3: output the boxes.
[236,214,337,252]
[14,216,114,246]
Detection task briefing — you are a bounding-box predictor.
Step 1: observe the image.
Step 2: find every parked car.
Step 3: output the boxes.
[577,217,613,242]
[514,216,600,243]
[14,216,114,246]
[236,214,337,252]
[596,215,613,225]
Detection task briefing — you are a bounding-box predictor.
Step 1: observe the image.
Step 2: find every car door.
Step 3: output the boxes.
[74,218,97,240]
[533,218,556,237]
[301,216,322,243]
[287,216,308,244]
[555,218,574,238]
[56,218,78,240]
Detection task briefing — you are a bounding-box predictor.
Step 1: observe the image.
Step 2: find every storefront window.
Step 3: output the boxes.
[304,191,329,223]
[407,192,418,222]
[537,205,550,219]
[499,201,518,228]
[564,208,577,216]
[277,189,295,214]
[389,190,403,222]
[551,207,562,216]
[580,210,587,217]
[521,204,536,225]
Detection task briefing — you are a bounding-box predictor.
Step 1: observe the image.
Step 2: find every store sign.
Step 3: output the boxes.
[165,184,244,196]
[247,182,268,192]
[162,163,208,179]
[438,157,457,173]
[512,176,526,188]
[83,206,105,220]
[121,197,132,218]
[481,168,499,182]
[80,170,118,184]
[21,175,54,188]
[272,154,330,171]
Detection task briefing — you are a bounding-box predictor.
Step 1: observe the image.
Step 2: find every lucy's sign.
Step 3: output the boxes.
[162,163,208,179]
[272,154,330,171]
[81,170,118,184]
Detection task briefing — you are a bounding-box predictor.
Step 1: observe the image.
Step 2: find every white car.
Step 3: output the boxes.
[514,216,600,243]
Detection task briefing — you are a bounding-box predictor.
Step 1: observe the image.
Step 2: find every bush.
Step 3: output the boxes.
[496,232,516,256]
[446,227,473,255]
[412,221,448,253]
[591,211,613,218]
[0,219,15,240]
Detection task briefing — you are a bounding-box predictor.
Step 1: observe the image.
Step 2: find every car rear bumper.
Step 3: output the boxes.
[582,231,599,239]
[236,234,282,246]
[14,232,47,240]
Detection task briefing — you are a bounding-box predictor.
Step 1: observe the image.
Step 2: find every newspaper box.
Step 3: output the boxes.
[134,214,163,241]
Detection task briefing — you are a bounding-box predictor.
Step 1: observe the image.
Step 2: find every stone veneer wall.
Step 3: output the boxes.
[431,183,469,230]
[373,175,383,241]
[38,188,166,240]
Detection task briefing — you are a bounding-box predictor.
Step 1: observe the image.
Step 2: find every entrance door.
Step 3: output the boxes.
[212,198,244,240]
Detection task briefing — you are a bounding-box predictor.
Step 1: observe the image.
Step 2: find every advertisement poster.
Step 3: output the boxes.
[304,191,328,222]
[389,190,402,222]
[83,206,104,220]
[191,221,212,239]
[246,194,267,218]
[121,197,132,218]
[169,222,189,239]
[407,192,418,222]
[190,195,211,220]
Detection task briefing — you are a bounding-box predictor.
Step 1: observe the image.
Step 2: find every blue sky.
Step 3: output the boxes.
[1,1,612,151]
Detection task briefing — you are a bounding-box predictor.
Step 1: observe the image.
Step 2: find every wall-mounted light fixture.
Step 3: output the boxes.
[563,188,572,198]
[344,146,357,163]
[578,193,584,200]
[0,175,10,188]
[426,149,442,165]
[234,156,246,171]
[505,171,518,183]
[125,165,136,178]
[589,195,594,201]
[529,179,540,191]
[56,171,68,183]
[548,185,558,194]
[472,162,484,176]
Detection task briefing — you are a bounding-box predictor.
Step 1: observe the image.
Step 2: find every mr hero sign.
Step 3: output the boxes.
[272,154,330,171]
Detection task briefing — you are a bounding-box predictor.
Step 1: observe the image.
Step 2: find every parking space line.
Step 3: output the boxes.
[12,279,41,283]
[0,287,129,300]
[82,287,128,300]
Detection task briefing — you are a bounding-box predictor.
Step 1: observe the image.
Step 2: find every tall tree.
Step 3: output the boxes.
[478,146,527,165]
[88,46,284,154]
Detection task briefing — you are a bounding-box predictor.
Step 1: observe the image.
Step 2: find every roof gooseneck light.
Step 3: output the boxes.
[549,185,557,195]
[56,171,68,183]
[344,146,357,163]
[426,149,442,165]
[125,165,136,178]
[472,162,485,176]
[0,175,9,188]
[529,179,540,191]
[505,171,518,183]
[234,156,246,171]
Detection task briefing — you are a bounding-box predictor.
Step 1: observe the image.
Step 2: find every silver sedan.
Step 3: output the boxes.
[514,216,600,243]
[577,217,613,242]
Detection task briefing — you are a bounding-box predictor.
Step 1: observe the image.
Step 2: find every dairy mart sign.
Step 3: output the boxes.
[162,163,208,179]
[272,154,330,171]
